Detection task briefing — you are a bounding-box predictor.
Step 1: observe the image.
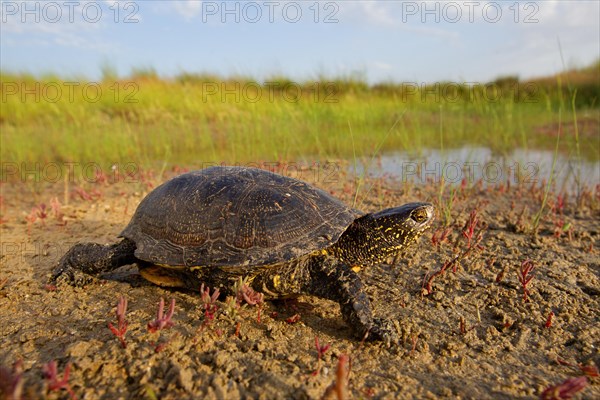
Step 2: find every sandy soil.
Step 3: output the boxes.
[1,166,598,399]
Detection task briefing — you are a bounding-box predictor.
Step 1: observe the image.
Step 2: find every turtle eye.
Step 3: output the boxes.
[411,208,428,223]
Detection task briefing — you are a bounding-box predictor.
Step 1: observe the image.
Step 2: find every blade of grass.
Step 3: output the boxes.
[558,37,582,204]
[570,90,581,204]
[353,111,405,209]
[531,108,561,234]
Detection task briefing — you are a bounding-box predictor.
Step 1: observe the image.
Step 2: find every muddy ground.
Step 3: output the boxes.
[0,164,598,399]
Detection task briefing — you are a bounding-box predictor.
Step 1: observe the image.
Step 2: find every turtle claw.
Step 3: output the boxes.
[51,264,97,288]
[368,318,400,347]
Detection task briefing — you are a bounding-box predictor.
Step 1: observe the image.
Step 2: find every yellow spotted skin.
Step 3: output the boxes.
[327,209,430,268]
[272,274,281,288]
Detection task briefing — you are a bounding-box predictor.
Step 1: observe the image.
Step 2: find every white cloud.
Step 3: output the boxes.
[372,61,392,71]
[1,1,120,52]
[533,0,598,28]
[173,0,202,20]
[338,2,461,44]
[359,2,396,26]
[507,1,600,77]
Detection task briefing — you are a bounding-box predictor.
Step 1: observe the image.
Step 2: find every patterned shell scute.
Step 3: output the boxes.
[120,166,359,269]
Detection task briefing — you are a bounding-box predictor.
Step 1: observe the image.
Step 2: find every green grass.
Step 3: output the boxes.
[1,64,598,174]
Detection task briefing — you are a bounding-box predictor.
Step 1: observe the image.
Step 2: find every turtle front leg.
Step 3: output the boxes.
[305,255,399,344]
[51,238,137,286]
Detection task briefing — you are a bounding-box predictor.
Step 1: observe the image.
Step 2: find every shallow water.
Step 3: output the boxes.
[352,147,600,193]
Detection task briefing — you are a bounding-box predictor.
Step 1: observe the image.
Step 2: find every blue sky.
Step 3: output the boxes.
[1,0,599,83]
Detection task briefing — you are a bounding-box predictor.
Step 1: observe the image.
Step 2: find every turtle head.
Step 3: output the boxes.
[368,202,434,243]
[330,202,434,266]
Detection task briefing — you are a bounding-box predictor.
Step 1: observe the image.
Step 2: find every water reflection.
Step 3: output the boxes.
[352,147,600,193]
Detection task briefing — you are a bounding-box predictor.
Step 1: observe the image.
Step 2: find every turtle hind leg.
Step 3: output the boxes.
[51,238,137,287]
